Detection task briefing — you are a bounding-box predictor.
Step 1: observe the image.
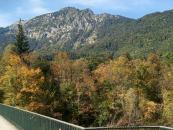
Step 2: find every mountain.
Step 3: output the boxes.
[0,7,133,57]
[1,7,173,58]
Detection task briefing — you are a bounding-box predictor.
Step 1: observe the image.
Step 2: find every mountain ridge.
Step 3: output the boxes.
[1,7,173,58]
[0,7,132,55]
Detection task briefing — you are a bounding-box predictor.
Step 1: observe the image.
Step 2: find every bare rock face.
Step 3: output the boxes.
[0,7,131,53]
[1,7,173,58]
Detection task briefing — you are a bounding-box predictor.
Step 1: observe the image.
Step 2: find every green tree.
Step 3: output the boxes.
[15,19,29,54]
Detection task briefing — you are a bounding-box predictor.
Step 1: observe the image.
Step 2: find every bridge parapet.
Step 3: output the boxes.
[0,103,173,130]
[0,103,85,130]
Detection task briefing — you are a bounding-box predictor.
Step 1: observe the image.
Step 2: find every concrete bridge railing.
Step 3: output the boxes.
[0,103,173,130]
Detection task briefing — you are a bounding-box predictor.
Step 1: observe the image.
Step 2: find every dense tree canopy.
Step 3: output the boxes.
[0,43,173,127]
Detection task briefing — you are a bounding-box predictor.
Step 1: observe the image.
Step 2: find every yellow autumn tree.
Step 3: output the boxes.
[162,62,173,125]
[93,56,134,126]
[93,54,163,126]
[0,45,45,113]
[51,52,95,125]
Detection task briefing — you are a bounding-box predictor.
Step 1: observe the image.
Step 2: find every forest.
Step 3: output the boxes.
[1,21,173,127]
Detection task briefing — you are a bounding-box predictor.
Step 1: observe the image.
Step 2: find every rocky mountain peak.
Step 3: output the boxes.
[60,7,79,12]
[8,20,27,31]
[0,7,133,54]
[81,8,94,14]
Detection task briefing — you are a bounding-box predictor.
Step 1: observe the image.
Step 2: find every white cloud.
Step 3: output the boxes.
[0,0,170,27]
[68,0,108,6]
[15,0,50,16]
[67,0,154,11]
[0,0,50,27]
[29,0,50,15]
[0,14,13,27]
[67,0,129,11]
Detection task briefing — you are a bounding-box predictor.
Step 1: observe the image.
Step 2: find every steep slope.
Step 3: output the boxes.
[81,9,173,58]
[0,7,133,55]
[1,8,173,58]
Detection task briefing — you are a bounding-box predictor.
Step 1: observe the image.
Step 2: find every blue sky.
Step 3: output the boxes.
[0,0,173,27]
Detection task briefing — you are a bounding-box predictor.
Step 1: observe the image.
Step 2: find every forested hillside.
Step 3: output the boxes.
[1,44,173,127]
[1,7,173,127]
[1,8,173,58]
[1,20,173,127]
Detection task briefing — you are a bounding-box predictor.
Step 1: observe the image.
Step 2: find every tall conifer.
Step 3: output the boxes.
[15,19,29,54]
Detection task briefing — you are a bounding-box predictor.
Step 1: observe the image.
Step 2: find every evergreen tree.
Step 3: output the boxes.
[15,19,29,54]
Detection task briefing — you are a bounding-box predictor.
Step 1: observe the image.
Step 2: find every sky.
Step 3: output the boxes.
[0,0,173,27]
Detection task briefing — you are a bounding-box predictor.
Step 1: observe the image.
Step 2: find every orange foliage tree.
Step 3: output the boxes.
[0,45,46,113]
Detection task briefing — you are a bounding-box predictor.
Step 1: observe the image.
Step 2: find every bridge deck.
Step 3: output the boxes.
[0,115,18,130]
